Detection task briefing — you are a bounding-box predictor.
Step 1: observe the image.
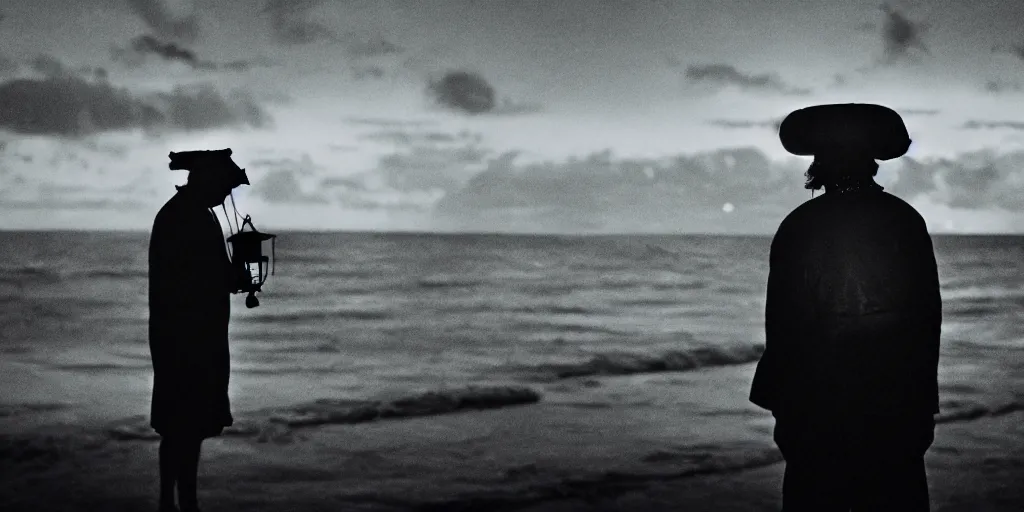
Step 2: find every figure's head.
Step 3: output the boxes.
[168,149,250,208]
[778,103,910,191]
[184,167,245,207]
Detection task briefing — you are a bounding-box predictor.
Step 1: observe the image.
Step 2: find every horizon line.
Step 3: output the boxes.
[0,228,1020,237]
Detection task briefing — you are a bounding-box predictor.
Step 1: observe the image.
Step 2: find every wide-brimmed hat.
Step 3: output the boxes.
[169,148,250,187]
[778,103,911,161]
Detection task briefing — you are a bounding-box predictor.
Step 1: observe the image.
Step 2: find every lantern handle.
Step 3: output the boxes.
[240,214,256,232]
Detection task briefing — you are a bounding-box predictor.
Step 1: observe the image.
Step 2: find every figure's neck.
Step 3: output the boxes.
[175,185,218,210]
[823,174,883,195]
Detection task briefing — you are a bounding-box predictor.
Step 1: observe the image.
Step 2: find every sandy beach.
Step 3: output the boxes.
[2,360,1023,512]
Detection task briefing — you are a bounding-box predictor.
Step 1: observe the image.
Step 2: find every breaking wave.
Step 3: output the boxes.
[517,344,766,381]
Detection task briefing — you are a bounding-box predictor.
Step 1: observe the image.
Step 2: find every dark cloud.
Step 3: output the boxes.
[880,4,931,62]
[0,76,162,136]
[983,79,1023,93]
[260,0,341,45]
[428,70,495,113]
[858,4,930,71]
[960,120,1024,131]
[427,70,543,115]
[111,35,275,72]
[149,85,270,131]
[0,56,270,137]
[126,0,200,42]
[682,64,811,96]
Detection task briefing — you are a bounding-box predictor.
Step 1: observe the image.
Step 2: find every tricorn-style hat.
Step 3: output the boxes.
[168,148,250,186]
[778,103,911,161]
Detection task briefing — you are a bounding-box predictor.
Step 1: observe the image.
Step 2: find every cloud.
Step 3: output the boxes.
[347,37,404,58]
[1,198,146,212]
[897,150,1024,211]
[900,108,940,116]
[859,4,930,71]
[704,118,783,131]
[983,79,1023,93]
[111,35,275,72]
[343,117,436,128]
[428,70,495,113]
[29,54,77,78]
[682,64,811,96]
[0,56,270,137]
[126,0,200,42]
[991,43,1024,63]
[433,147,810,233]
[251,169,329,204]
[245,151,452,212]
[0,55,16,76]
[427,70,543,115]
[960,120,1024,131]
[150,85,271,132]
[432,147,1024,233]
[260,0,341,45]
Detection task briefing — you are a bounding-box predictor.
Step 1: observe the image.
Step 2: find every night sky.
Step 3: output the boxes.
[2,0,1024,233]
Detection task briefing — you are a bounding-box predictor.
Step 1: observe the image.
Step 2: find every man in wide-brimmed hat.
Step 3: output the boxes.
[749,104,942,511]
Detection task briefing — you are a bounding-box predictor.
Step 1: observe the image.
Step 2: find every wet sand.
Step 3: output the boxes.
[2,359,1023,511]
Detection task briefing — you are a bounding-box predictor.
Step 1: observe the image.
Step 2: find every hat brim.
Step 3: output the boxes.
[779,103,911,161]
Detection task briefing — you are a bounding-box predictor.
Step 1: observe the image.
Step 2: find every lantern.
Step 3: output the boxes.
[226,215,277,308]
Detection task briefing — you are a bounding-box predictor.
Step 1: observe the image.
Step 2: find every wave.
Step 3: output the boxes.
[244,309,394,324]
[105,385,542,442]
[417,277,486,289]
[943,285,1024,301]
[517,344,766,381]
[509,304,605,315]
[936,399,1024,424]
[0,402,72,418]
[0,266,149,284]
[50,362,151,372]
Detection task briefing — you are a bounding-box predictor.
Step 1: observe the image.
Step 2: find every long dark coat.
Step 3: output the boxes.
[149,190,235,438]
[750,185,942,418]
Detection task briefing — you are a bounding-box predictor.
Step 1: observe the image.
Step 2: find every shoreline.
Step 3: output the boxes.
[2,399,1024,511]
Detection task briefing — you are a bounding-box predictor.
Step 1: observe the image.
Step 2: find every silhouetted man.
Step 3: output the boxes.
[750,104,942,511]
[149,149,250,512]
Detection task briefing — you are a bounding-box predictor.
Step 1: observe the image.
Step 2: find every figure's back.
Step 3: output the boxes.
[763,188,941,415]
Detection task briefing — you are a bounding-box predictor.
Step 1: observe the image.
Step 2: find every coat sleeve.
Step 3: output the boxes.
[908,215,942,414]
[750,219,812,411]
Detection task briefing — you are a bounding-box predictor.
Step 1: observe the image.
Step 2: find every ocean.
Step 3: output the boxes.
[1,231,1023,446]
